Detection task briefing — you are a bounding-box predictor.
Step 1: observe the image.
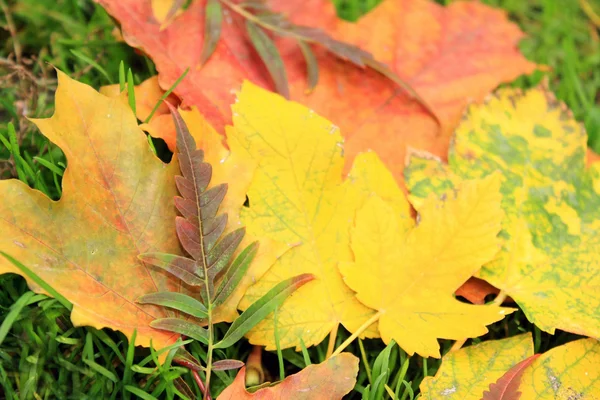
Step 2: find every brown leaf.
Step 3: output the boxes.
[217,353,359,400]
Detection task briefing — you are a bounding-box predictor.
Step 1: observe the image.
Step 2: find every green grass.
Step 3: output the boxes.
[1,0,599,398]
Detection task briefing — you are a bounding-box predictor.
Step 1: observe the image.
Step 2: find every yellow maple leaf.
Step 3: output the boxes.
[420,333,533,399]
[232,82,413,350]
[340,174,511,357]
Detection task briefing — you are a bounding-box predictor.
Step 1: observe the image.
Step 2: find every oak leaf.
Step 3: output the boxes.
[217,353,359,400]
[339,174,511,357]
[0,71,182,349]
[96,0,536,184]
[406,87,600,339]
[420,333,533,400]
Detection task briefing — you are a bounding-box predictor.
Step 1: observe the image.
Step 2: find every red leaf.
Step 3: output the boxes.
[481,354,541,400]
[96,0,537,186]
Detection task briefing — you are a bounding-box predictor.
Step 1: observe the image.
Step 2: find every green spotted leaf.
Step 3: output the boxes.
[518,338,600,398]
[405,86,600,338]
[420,333,533,400]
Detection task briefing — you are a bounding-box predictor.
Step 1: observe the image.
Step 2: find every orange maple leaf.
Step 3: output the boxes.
[0,71,181,350]
[96,0,536,184]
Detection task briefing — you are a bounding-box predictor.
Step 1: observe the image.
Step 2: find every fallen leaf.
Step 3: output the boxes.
[339,174,511,357]
[101,76,288,323]
[0,71,181,349]
[217,352,359,400]
[175,107,289,322]
[455,278,502,305]
[405,86,600,339]
[482,354,541,400]
[96,0,536,184]
[518,338,600,399]
[420,333,533,399]
[233,81,409,350]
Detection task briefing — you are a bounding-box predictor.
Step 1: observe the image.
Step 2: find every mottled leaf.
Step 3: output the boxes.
[340,175,511,357]
[217,353,359,400]
[420,334,533,400]
[406,87,600,339]
[518,338,600,399]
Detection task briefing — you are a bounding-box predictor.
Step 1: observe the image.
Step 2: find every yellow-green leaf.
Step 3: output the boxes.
[420,333,533,399]
[519,338,600,399]
[405,87,600,338]
[233,81,408,350]
[340,174,511,358]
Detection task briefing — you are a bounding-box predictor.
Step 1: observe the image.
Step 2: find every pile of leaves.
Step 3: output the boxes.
[1,0,600,398]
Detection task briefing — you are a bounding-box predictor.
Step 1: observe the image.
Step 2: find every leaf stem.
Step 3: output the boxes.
[204,304,214,400]
[325,324,339,359]
[450,290,508,352]
[192,369,211,400]
[219,0,300,40]
[330,311,381,358]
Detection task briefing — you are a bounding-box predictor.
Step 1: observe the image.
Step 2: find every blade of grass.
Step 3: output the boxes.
[0,291,36,345]
[144,67,190,123]
[70,50,113,83]
[122,329,137,400]
[274,305,284,380]
[125,385,159,400]
[0,252,72,311]
[119,61,126,92]
[33,156,64,176]
[6,123,27,182]
[127,68,137,115]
